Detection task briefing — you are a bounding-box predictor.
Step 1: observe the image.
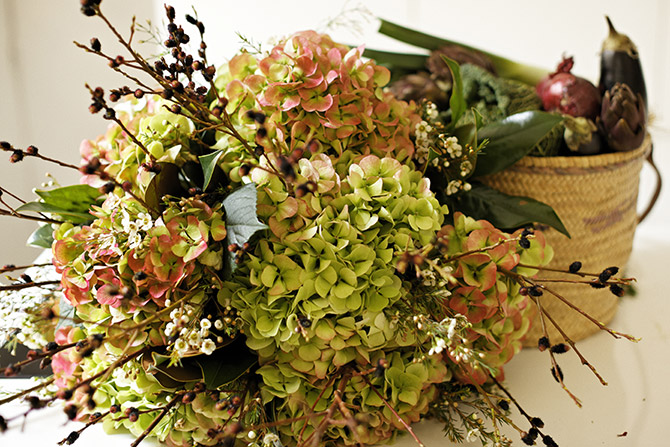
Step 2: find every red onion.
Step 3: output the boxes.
[536,57,601,120]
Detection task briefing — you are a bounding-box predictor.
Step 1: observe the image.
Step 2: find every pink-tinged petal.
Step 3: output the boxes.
[276,197,299,221]
[374,102,391,120]
[302,94,333,112]
[296,55,317,77]
[336,125,355,139]
[301,72,324,89]
[448,295,469,316]
[373,65,391,87]
[465,304,489,324]
[148,282,171,299]
[461,259,497,291]
[244,74,266,94]
[183,240,208,263]
[228,53,258,79]
[52,352,77,379]
[225,79,247,101]
[96,283,123,308]
[269,216,290,238]
[210,219,227,242]
[79,139,94,159]
[326,69,339,84]
[53,239,81,265]
[281,95,301,111]
[464,229,490,251]
[327,48,343,67]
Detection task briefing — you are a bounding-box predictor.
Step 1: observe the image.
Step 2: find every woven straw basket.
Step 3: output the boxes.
[482,134,658,346]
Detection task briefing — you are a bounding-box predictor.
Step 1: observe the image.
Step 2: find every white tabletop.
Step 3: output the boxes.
[1,127,668,447]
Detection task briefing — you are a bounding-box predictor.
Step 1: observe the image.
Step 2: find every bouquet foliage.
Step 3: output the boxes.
[0,3,637,447]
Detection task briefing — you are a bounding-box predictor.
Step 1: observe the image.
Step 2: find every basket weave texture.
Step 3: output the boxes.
[482,134,652,345]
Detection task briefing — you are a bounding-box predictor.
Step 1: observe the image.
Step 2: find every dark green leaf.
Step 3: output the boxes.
[26,224,55,249]
[453,182,570,237]
[441,56,465,125]
[361,48,428,70]
[144,163,184,214]
[196,338,257,389]
[143,351,203,388]
[199,150,224,191]
[221,183,267,276]
[473,111,564,177]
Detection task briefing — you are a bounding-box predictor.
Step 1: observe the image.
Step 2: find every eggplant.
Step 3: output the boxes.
[599,16,647,108]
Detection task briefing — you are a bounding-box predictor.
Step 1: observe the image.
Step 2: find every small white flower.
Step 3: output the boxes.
[426,103,438,120]
[214,319,224,330]
[262,433,282,447]
[460,160,473,177]
[444,136,463,158]
[136,212,153,231]
[446,180,462,196]
[200,338,216,355]
[428,337,447,355]
[200,318,212,330]
[174,338,189,355]
[188,331,202,347]
[127,231,143,250]
[164,322,176,337]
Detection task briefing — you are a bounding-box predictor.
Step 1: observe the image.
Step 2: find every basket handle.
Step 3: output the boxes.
[638,143,662,223]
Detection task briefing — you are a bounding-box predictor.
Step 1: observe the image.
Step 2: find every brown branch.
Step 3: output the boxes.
[130,394,181,447]
[0,280,60,292]
[0,209,63,224]
[0,378,55,406]
[530,295,583,407]
[0,263,52,273]
[536,298,609,386]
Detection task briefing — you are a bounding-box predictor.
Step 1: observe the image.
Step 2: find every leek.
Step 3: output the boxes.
[371,19,549,86]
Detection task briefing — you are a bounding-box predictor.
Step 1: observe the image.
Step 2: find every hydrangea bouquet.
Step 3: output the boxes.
[0,2,637,447]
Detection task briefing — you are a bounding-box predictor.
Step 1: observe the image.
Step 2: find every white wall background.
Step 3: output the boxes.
[0,0,667,265]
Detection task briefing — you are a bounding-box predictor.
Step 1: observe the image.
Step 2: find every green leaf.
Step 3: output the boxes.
[196,338,258,389]
[144,163,184,214]
[441,56,465,125]
[26,224,54,249]
[16,202,93,223]
[453,182,570,237]
[221,183,267,276]
[473,111,564,177]
[376,19,549,85]
[35,185,102,213]
[16,185,103,224]
[199,150,224,191]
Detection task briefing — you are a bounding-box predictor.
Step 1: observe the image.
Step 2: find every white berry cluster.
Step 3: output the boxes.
[0,255,62,350]
[164,303,225,357]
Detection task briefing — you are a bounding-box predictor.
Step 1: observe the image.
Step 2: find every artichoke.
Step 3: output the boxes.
[598,83,646,152]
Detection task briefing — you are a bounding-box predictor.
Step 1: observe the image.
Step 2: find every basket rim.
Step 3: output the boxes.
[511,133,651,169]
